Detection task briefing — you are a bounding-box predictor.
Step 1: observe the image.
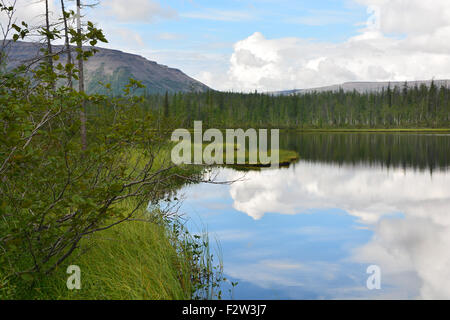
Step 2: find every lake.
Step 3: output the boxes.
[179,132,450,299]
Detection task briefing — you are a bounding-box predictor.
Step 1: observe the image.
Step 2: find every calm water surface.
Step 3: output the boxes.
[179,133,450,299]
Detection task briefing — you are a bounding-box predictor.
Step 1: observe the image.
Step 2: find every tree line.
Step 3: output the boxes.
[143,83,450,129]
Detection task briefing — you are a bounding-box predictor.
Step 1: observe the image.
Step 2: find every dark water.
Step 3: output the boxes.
[180,132,450,299]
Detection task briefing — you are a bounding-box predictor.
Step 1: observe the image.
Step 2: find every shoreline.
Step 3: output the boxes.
[183,127,450,133]
[282,128,450,133]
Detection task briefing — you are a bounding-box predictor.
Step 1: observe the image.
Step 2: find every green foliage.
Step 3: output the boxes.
[0,0,227,300]
[10,21,29,41]
[0,6,208,295]
[2,203,224,300]
[1,61,182,276]
[69,20,108,61]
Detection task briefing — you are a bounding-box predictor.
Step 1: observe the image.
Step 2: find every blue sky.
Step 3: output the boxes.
[91,0,371,90]
[21,0,450,91]
[139,0,368,48]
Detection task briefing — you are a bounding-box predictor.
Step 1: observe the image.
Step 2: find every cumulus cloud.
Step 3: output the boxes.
[224,163,450,222]
[222,30,450,92]
[202,0,450,91]
[102,0,177,23]
[353,215,450,299]
[356,0,450,35]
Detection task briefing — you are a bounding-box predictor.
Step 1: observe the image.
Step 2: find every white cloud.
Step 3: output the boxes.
[223,163,450,223]
[201,1,450,91]
[219,162,450,299]
[0,0,57,30]
[352,215,450,299]
[112,27,145,47]
[219,30,450,92]
[102,0,177,23]
[356,0,450,35]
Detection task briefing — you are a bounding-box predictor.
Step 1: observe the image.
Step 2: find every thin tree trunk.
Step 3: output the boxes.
[60,0,73,89]
[45,0,55,90]
[77,0,87,151]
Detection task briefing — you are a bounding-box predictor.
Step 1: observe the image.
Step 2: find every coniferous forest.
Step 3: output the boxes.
[142,84,450,129]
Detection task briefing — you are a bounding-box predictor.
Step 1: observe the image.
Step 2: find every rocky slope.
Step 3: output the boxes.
[5,41,209,94]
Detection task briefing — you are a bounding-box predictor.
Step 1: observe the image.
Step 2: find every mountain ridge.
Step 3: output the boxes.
[271,79,450,95]
[5,41,210,95]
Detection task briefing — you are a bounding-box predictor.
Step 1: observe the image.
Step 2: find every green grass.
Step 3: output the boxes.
[45,219,191,299]
[0,144,222,300]
[225,149,300,170]
[2,203,221,300]
[185,142,299,169]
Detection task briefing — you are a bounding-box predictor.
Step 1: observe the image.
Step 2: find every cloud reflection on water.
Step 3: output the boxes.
[219,162,450,299]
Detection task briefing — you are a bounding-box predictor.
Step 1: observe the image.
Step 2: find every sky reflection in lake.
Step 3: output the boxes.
[180,156,450,299]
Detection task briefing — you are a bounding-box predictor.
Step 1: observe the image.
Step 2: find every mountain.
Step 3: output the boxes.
[5,41,210,95]
[272,80,450,95]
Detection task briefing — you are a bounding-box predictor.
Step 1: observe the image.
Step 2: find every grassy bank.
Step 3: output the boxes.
[0,142,225,300]
[1,202,223,300]
[186,142,300,169]
[225,149,299,170]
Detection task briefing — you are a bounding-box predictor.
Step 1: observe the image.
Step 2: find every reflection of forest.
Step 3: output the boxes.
[281,133,450,172]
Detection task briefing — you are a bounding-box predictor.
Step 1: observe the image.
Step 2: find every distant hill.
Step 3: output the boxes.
[272,80,450,95]
[5,41,210,95]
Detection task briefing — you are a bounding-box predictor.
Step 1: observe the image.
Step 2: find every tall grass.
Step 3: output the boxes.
[1,202,225,300]
[0,144,232,300]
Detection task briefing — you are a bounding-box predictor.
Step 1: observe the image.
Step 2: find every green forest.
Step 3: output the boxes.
[142,84,450,129]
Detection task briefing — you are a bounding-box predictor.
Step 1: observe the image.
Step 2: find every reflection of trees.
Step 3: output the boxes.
[281,133,450,172]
